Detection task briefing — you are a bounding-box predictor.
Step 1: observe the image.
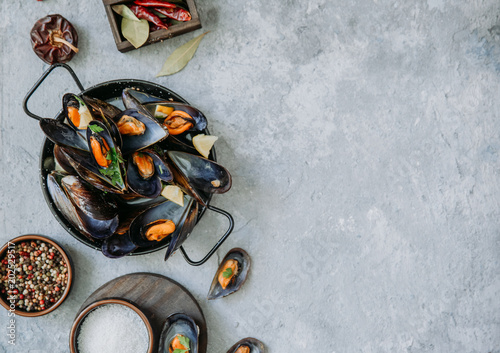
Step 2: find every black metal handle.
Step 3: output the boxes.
[180,205,234,266]
[23,63,84,121]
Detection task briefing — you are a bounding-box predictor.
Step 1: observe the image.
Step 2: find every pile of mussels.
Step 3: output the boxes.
[40,88,231,259]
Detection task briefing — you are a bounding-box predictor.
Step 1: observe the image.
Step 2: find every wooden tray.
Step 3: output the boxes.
[77,272,207,352]
[102,0,202,52]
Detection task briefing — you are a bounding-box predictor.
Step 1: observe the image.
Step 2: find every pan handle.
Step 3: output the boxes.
[23,63,84,121]
[180,205,234,266]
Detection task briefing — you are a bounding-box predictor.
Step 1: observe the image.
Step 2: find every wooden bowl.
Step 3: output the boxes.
[0,234,73,317]
[70,298,154,353]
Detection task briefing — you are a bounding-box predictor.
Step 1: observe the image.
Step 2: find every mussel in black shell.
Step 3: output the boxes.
[128,197,195,248]
[47,172,119,240]
[126,149,173,199]
[168,151,232,206]
[226,338,266,353]
[158,313,199,353]
[113,109,168,155]
[208,248,250,300]
[86,120,127,192]
[101,232,138,259]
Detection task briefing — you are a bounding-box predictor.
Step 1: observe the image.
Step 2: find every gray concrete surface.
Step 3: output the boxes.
[1,0,499,352]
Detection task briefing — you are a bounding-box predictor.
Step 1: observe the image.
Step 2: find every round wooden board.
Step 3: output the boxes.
[77,272,207,352]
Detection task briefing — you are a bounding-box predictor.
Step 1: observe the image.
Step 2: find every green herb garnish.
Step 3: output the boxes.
[171,335,190,353]
[222,267,233,279]
[98,147,124,187]
[89,124,104,133]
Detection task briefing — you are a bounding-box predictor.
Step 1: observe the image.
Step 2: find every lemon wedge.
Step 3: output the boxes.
[192,134,218,158]
[155,105,174,118]
[161,185,184,207]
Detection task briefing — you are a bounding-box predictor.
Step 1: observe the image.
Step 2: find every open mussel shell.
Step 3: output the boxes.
[101,232,138,259]
[86,120,127,192]
[164,200,199,261]
[114,109,168,155]
[48,172,119,240]
[144,101,208,131]
[158,313,199,353]
[128,197,194,248]
[47,171,93,241]
[208,248,251,300]
[127,150,173,198]
[226,338,266,353]
[168,151,231,205]
[55,145,125,194]
[40,118,89,151]
[63,93,94,133]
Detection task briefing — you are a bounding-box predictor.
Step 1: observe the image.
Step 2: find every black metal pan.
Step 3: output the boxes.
[23,63,233,266]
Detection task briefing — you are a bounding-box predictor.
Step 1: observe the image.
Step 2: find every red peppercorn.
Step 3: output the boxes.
[19,295,24,299]
[39,300,45,305]
[13,289,19,295]
[28,265,33,271]
[54,287,60,292]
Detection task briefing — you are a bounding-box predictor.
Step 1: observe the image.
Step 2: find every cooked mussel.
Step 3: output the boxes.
[168,151,232,205]
[128,197,194,248]
[226,338,266,353]
[55,145,125,194]
[158,313,199,353]
[86,120,126,192]
[127,150,173,198]
[208,248,250,300]
[146,101,208,131]
[113,109,168,155]
[63,93,94,131]
[47,172,119,240]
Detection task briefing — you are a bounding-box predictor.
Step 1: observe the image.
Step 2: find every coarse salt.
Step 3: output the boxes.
[77,304,149,353]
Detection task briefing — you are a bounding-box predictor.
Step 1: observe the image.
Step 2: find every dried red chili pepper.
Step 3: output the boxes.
[130,5,169,30]
[154,7,191,22]
[133,0,176,8]
[30,14,78,65]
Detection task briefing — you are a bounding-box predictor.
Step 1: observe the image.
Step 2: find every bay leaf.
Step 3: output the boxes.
[157,32,209,77]
[112,5,140,21]
[121,18,150,49]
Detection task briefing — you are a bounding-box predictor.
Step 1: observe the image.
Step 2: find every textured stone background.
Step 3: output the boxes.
[1,0,499,352]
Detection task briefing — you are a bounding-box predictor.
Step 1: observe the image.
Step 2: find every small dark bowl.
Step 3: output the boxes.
[70,298,154,353]
[0,234,73,317]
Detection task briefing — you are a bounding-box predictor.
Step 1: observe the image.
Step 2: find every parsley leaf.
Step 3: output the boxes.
[222,267,233,279]
[98,147,124,187]
[172,350,188,353]
[89,124,104,133]
[178,336,190,349]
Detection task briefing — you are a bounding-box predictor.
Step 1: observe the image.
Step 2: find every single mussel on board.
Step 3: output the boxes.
[158,313,199,353]
[207,248,251,300]
[225,338,266,353]
[168,151,232,206]
[47,172,119,240]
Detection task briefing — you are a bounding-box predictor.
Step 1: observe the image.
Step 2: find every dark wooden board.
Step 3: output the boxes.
[102,0,202,53]
[78,272,207,352]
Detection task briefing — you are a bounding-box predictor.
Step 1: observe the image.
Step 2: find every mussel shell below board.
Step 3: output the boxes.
[39,79,215,255]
